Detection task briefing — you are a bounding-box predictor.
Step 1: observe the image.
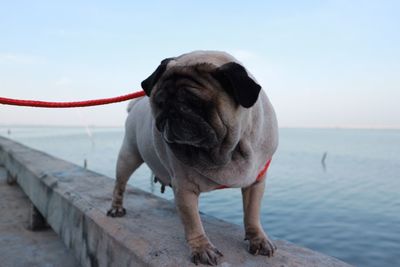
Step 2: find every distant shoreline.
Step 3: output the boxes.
[0,124,124,129]
[1,124,400,131]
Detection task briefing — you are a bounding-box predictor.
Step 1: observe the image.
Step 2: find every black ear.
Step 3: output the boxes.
[213,62,261,108]
[141,58,174,96]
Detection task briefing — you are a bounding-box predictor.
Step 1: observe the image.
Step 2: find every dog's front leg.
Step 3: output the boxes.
[242,179,277,257]
[173,186,223,266]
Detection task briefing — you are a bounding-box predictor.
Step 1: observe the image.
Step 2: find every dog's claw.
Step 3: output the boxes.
[247,234,277,257]
[190,244,223,266]
[106,207,126,217]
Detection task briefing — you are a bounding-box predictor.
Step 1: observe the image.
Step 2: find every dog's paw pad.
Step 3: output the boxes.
[247,235,277,257]
[106,207,126,217]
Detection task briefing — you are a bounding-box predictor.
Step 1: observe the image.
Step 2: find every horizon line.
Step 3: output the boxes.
[1,124,400,131]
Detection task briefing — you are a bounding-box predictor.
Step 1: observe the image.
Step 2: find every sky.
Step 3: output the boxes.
[1,0,399,128]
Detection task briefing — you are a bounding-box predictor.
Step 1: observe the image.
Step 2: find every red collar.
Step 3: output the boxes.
[215,159,272,190]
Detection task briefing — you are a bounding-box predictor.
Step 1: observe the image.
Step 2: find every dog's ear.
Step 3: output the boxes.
[213,62,261,108]
[141,58,174,96]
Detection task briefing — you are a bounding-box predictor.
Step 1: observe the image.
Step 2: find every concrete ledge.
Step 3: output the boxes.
[0,136,352,267]
[0,166,79,267]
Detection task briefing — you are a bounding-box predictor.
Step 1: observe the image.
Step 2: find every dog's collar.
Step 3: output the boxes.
[215,159,272,190]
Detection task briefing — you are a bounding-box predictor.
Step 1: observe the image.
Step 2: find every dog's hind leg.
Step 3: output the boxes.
[107,141,143,217]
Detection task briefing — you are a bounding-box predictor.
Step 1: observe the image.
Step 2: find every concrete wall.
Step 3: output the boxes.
[0,166,79,266]
[0,136,353,267]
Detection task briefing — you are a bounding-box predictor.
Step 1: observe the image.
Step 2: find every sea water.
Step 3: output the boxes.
[1,126,399,266]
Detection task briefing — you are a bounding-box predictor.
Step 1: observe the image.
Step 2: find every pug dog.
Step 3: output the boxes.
[107,51,278,266]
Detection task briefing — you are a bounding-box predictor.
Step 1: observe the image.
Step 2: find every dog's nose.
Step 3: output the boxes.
[178,105,191,113]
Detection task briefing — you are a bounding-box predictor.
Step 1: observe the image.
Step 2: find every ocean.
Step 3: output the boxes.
[1,126,399,266]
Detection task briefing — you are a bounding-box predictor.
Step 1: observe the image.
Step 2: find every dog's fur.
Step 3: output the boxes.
[107,51,278,265]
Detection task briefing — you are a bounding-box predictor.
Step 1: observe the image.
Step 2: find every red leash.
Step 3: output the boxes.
[0,90,146,108]
[2,90,274,190]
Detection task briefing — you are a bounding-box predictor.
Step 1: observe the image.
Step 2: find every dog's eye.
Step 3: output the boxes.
[154,90,168,108]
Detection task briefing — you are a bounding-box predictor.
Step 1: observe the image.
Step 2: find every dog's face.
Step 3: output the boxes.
[141,51,262,165]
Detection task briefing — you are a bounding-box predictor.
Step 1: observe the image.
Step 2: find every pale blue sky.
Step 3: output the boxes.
[1,1,399,128]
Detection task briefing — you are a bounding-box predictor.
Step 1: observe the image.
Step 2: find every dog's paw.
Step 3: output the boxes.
[245,232,277,257]
[189,236,223,266]
[191,245,223,266]
[106,207,126,217]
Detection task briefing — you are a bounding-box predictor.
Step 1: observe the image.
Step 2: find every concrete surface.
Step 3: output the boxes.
[0,136,353,267]
[0,166,79,267]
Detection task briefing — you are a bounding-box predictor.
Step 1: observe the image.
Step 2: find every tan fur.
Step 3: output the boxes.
[108,51,279,266]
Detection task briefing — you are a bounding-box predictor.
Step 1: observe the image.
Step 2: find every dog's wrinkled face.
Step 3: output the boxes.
[153,73,218,148]
[141,52,262,166]
[152,64,222,149]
